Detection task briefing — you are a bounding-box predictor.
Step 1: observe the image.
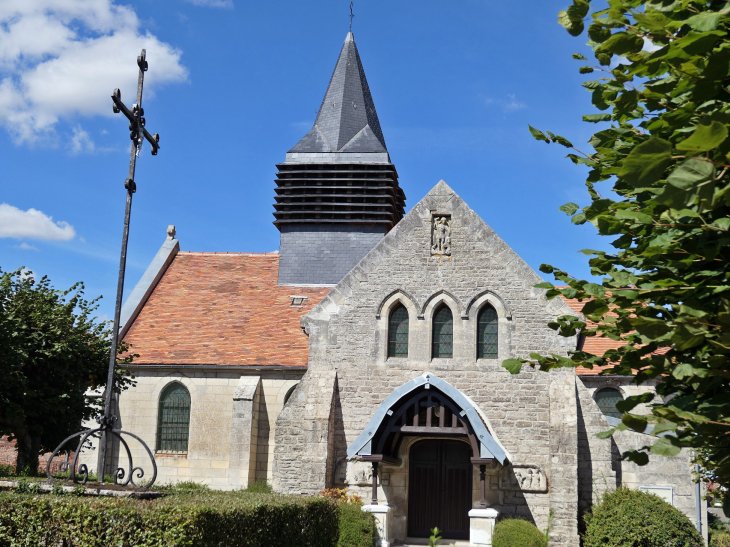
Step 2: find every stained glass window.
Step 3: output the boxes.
[388,304,409,357]
[595,387,623,419]
[156,383,191,453]
[432,305,453,358]
[477,306,498,359]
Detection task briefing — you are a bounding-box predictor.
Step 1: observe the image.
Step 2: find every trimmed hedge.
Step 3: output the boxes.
[583,487,703,547]
[0,490,340,547]
[337,503,374,547]
[492,518,547,547]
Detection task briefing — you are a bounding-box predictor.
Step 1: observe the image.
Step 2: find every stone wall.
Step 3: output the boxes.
[80,368,302,489]
[274,181,581,545]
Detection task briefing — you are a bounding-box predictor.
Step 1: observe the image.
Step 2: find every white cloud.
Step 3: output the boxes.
[0,203,76,240]
[69,125,95,154]
[480,93,526,113]
[0,0,188,144]
[185,0,234,7]
[503,94,526,113]
[15,242,39,251]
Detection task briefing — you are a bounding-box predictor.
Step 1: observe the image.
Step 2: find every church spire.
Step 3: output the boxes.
[274,31,405,286]
[289,32,387,154]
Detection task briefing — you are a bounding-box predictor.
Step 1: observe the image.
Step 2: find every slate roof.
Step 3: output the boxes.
[122,252,330,367]
[289,32,387,154]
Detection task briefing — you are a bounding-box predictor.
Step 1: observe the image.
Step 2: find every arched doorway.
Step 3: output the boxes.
[408,439,472,539]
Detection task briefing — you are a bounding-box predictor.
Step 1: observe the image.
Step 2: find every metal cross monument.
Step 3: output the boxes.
[46,49,161,487]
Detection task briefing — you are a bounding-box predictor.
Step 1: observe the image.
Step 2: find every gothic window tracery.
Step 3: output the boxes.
[156,382,191,453]
[477,305,498,359]
[388,304,409,358]
[595,387,624,419]
[432,305,453,358]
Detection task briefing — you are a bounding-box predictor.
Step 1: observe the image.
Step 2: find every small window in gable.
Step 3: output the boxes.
[156,382,191,453]
[388,304,409,358]
[595,387,623,419]
[477,306,498,359]
[432,305,453,358]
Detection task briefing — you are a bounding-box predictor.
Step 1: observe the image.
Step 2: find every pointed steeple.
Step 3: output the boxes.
[290,32,387,154]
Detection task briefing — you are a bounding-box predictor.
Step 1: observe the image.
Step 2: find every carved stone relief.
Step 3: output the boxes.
[346,461,373,486]
[498,465,548,493]
[431,215,452,257]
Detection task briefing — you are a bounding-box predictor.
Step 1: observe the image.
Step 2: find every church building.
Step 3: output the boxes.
[90,32,707,546]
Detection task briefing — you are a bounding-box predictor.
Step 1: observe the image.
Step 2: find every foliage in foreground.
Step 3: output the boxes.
[337,503,374,547]
[492,518,547,547]
[502,0,730,506]
[0,490,340,547]
[0,268,135,474]
[583,487,703,547]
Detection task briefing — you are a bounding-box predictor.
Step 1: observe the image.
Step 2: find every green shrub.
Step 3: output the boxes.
[0,490,340,547]
[337,503,374,547]
[244,480,273,494]
[171,480,211,492]
[712,531,730,547]
[583,487,703,547]
[493,518,547,547]
[0,464,14,477]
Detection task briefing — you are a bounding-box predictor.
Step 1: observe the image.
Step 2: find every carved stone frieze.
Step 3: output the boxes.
[498,464,549,493]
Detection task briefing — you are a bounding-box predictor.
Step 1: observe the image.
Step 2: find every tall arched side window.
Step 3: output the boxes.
[156,382,191,453]
[388,304,409,358]
[477,306,498,359]
[595,387,623,419]
[432,305,454,358]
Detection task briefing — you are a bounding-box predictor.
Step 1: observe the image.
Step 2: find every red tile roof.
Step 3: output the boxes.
[122,255,628,375]
[561,297,624,376]
[122,252,330,367]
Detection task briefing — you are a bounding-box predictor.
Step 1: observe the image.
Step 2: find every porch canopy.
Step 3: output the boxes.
[347,373,508,466]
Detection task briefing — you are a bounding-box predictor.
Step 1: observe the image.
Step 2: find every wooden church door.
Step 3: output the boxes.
[408,440,472,539]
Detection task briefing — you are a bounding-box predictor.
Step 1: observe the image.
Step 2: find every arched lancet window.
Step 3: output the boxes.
[432,305,453,358]
[477,306,498,359]
[595,387,623,419]
[388,304,409,358]
[283,383,298,405]
[156,382,191,453]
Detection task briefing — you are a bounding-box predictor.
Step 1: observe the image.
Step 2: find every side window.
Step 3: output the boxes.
[477,305,498,359]
[283,383,298,404]
[388,304,409,358]
[595,387,623,419]
[156,382,191,453]
[432,305,454,358]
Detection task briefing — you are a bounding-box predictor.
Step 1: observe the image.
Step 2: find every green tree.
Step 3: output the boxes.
[0,268,134,474]
[503,0,730,510]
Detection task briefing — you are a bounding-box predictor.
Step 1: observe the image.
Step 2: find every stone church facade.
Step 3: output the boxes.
[80,32,706,546]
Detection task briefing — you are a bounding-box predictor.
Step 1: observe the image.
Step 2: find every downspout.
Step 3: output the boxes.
[695,464,703,538]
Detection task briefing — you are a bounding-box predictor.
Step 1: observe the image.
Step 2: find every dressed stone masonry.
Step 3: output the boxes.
[273,181,582,546]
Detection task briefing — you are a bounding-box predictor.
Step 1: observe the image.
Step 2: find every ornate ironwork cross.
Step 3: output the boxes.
[350,1,355,32]
[46,49,160,487]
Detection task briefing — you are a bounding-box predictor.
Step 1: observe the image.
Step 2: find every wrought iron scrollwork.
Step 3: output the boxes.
[45,417,157,487]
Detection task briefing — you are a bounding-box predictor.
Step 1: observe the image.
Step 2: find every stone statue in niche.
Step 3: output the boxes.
[498,465,548,493]
[431,216,452,256]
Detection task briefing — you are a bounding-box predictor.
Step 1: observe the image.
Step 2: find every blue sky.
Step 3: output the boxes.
[0,0,609,321]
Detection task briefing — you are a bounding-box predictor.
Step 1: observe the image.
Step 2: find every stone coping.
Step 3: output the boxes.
[0,479,165,499]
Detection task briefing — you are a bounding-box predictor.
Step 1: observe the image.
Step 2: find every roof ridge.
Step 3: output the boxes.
[178,251,279,256]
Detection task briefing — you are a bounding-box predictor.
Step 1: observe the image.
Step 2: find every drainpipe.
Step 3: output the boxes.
[695,464,703,538]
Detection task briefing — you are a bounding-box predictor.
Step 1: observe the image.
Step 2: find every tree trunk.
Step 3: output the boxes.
[15,430,41,476]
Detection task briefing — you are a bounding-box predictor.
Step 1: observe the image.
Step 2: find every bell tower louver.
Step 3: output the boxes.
[274,32,406,286]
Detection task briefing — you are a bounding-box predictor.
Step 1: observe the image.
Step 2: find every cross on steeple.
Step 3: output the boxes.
[349,2,355,32]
